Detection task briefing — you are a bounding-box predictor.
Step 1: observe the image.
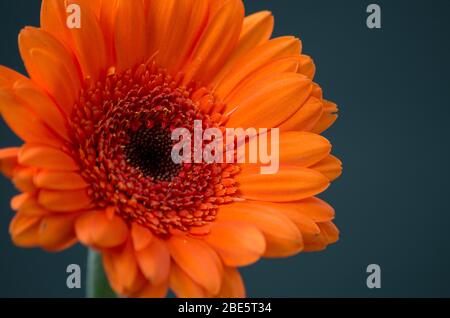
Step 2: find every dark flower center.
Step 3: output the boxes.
[69,61,240,236]
[124,126,180,181]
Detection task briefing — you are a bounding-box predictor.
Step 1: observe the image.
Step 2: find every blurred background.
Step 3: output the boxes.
[1,0,450,297]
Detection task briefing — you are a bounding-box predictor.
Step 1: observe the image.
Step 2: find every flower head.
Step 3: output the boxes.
[0,0,341,297]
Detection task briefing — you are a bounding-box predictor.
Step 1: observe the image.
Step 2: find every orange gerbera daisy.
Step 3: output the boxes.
[0,0,341,298]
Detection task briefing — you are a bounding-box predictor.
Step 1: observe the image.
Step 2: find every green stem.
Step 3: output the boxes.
[86,249,117,298]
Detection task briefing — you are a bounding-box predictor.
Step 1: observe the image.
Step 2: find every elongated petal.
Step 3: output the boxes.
[18,27,81,114]
[34,170,88,190]
[311,100,339,134]
[114,0,146,71]
[134,282,169,298]
[310,155,342,181]
[40,0,73,49]
[160,0,210,73]
[131,222,153,251]
[278,132,331,166]
[136,238,171,285]
[236,164,329,202]
[18,144,78,170]
[9,213,41,248]
[0,65,27,88]
[75,209,129,248]
[13,79,70,140]
[226,73,312,128]
[211,11,274,87]
[17,196,51,217]
[319,222,340,244]
[146,0,193,69]
[298,55,316,79]
[303,221,339,252]
[98,0,118,66]
[279,96,323,132]
[0,90,63,147]
[217,201,303,258]
[12,167,37,192]
[39,213,78,251]
[237,131,331,167]
[11,192,34,211]
[38,188,92,212]
[103,240,145,295]
[271,203,321,235]
[216,36,301,100]
[0,147,19,178]
[216,267,245,298]
[183,0,244,84]
[230,56,301,91]
[205,221,265,266]
[277,197,335,223]
[68,2,107,79]
[169,262,208,298]
[168,235,223,295]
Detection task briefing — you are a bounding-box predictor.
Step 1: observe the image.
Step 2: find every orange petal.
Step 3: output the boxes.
[278,132,331,166]
[98,0,119,66]
[41,0,102,45]
[183,0,244,84]
[114,0,146,71]
[0,90,63,147]
[12,166,37,192]
[38,188,92,212]
[18,27,81,114]
[205,221,265,266]
[102,239,144,295]
[9,213,41,248]
[34,170,88,190]
[131,222,153,251]
[272,203,321,235]
[136,238,171,285]
[17,196,51,217]
[18,144,78,171]
[302,231,328,252]
[134,282,169,298]
[311,100,339,134]
[146,0,194,70]
[75,209,129,248]
[13,79,70,140]
[303,221,339,252]
[217,201,303,258]
[209,0,228,15]
[216,267,245,298]
[68,1,107,79]
[168,235,223,295]
[169,262,208,298]
[279,96,324,132]
[228,56,302,95]
[278,197,335,223]
[40,0,74,50]
[236,164,330,202]
[0,147,19,178]
[11,192,32,211]
[318,221,340,245]
[298,55,316,79]
[310,155,342,181]
[211,11,274,87]
[39,213,78,252]
[0,65,27,88]
[157,0,210,73]
[216,36,301,101]
[225,73,312,129]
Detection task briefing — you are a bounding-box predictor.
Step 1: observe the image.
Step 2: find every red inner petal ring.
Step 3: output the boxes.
[69,62,239,236]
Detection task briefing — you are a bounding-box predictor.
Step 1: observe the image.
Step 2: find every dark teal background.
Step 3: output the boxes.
[1,0,450,297]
